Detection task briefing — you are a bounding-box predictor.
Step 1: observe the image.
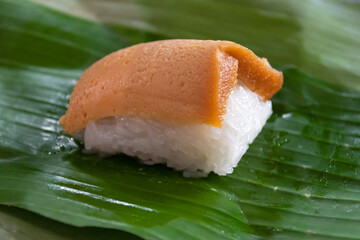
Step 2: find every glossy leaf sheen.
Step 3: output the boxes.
[1,0,360,239]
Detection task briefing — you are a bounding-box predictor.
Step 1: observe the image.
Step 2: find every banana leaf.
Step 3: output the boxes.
[0,205,142,240]
[1,0,360,239]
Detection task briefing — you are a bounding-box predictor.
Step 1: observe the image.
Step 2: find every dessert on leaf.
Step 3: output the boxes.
[60,40,283,177]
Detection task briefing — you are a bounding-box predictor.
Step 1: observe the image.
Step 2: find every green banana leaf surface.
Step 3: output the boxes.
[1,0,360,239]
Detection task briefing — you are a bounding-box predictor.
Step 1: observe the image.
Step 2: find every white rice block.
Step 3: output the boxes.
[80,85,272,177]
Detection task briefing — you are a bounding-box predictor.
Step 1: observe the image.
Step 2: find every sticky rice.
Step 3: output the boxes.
[79,85,271,177]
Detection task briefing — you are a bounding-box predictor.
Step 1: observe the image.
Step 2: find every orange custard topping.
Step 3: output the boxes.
[60,40,283,135]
